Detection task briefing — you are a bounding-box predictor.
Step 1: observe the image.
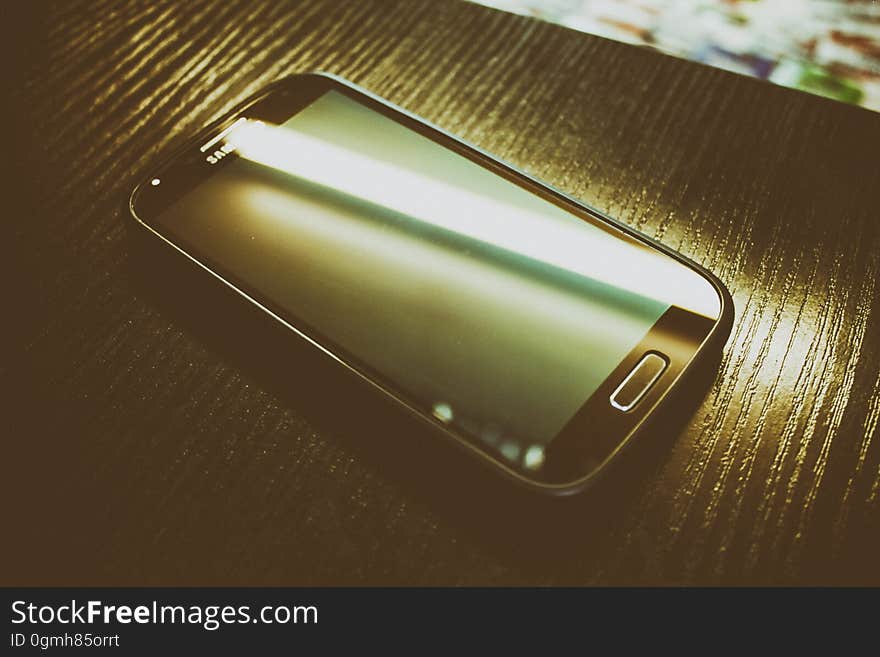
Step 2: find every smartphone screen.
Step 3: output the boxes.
[143,80,722,484]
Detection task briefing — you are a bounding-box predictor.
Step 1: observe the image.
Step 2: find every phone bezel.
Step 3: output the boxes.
[129,72,734,495]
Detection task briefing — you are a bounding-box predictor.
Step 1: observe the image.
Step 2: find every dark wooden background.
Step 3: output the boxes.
[5,0,879,585]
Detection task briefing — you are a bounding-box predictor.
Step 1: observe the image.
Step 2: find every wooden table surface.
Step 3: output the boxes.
[6,0,880,585]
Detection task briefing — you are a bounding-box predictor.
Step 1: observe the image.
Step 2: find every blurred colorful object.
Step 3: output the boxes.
[471,0,880,112]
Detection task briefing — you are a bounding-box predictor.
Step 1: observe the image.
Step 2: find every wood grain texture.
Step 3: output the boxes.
[5,0,879,585]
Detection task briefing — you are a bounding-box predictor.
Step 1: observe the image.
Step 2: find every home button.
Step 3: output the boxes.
[610,352,668,412]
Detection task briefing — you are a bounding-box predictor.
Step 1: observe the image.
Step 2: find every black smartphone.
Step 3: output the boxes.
[129,72,733,495]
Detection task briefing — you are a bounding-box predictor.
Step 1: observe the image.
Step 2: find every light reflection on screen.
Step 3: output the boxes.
[155,91,719,471]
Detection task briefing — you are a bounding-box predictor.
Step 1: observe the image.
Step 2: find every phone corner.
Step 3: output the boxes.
[704,268,736,355]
